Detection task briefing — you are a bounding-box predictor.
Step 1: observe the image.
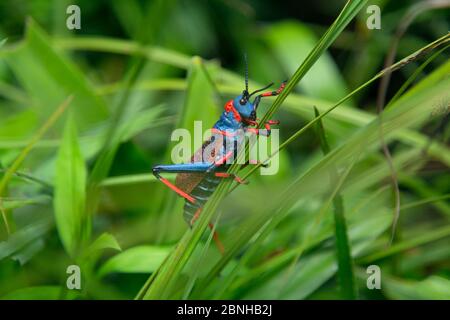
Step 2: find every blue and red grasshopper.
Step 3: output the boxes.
[153,61,286,253]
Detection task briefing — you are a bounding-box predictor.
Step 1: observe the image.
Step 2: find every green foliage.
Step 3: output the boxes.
[54,113,87,258]
[265,21,349,102]
[0,0,448,300]
[99,245,171,277]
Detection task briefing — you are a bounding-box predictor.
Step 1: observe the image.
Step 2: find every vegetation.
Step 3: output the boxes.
[0,0,449,300]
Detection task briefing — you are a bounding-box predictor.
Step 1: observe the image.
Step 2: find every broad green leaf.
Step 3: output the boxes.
[244,250,337,300]
[53,113,87,258]
[1,196,50,210]
[1,19,109,131]
[98,245,172,277]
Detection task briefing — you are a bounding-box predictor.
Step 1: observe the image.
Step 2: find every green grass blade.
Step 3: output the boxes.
[98,245,171,277]
[0,95,72,197]
[53,112,87,258]
[1,20,109,131]
[0,96,72,234]
[264,21,350,102]
[100,173,158,187]
[314,106,356,299]
[94,76,450,168]
[140,4,450,301]
[137,1,368,299]
[382,275,450,300]
[56,36,450,166]
[387,44,450,108]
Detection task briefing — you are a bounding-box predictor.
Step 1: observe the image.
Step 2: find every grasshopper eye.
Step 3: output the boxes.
[239,98,246,105]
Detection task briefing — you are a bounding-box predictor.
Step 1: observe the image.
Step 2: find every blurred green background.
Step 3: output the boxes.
[0,0,449,300]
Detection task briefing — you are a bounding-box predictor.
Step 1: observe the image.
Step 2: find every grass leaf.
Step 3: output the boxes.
[0,96,72,234]
[0,217,51,261]
[138,0,368,300]
[194,46,450,298]
[314,106,356,299]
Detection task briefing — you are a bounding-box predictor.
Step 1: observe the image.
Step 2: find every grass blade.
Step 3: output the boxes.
[358,224,450,264]
[314,106,356,299]
[196,48,450,297]
[259,0,368,125]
